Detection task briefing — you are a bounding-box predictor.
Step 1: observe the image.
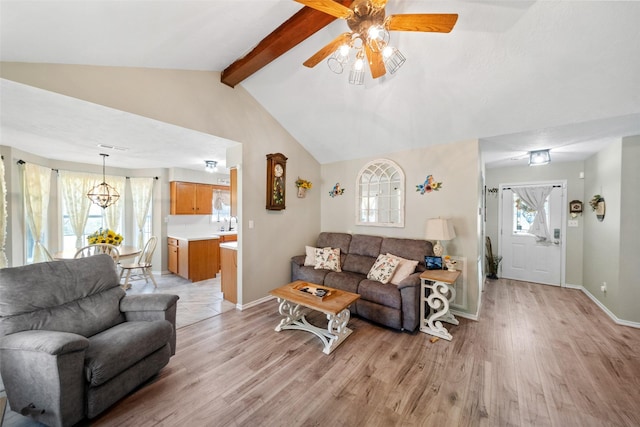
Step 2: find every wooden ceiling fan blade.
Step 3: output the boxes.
[387,14,459,33]
[294,0,353,19]
[365,42,386,79]
[303,32,352,68]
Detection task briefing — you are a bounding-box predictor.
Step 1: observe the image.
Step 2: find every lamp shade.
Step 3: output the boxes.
[425,218,455,257]
[425,218,456,241]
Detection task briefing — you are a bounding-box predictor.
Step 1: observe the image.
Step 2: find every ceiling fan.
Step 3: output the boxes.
[296,0,458,82]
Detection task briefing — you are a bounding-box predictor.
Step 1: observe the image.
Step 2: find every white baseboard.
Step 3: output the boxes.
[577,285,640,329]
[239,294,275,311]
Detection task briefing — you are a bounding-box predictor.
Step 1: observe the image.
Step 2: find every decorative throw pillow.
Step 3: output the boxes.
[386,253,419,285]
[304,246,318,266]
[367,254,400,284]
[314,247,342,272]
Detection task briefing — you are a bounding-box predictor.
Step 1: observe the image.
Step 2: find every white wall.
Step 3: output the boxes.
[485,161,585,286]
[321,139,482,317]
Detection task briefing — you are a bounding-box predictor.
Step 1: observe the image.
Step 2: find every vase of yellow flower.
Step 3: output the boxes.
[87,228,123,246]
[295,177,312,198]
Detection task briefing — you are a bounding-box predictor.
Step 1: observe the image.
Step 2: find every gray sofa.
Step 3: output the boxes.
[0,255,179,427]
[291,232,433,331]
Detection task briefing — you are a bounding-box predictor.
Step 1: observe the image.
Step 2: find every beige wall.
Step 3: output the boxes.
[1,63,322,305]
[583,136,640,324]
[583,142,622,316]
[321,139,482,317]
[485,161,586,286]
[618,136,640,321]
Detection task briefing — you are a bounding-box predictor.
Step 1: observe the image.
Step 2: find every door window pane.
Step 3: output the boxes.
[512,194,548,235]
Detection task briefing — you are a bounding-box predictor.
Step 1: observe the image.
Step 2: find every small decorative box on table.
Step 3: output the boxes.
[419,269,461,341]
[270,281,360,354]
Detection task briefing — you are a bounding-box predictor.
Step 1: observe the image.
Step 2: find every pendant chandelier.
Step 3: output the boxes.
[87,153,120,209]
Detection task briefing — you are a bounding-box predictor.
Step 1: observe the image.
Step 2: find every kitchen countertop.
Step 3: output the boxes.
[219,241,238,250]
[168,231,237,242]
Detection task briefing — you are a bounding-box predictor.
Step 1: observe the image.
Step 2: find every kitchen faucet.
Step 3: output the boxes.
[228,216,238,231]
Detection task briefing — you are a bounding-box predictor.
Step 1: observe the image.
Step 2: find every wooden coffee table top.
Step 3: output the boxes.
[270,281,360,316]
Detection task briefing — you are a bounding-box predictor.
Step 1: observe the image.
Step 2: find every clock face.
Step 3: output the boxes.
[274,164,284,177]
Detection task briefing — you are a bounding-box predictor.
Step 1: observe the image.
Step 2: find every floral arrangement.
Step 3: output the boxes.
[416,175,443,194]
[589,194,602,211]
[87,228,123,246]
[295,177,313,189]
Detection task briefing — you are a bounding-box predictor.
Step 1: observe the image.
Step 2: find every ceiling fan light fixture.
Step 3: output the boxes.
[327,46,350,74]
[383,46,405,74]
[349,57,366,85]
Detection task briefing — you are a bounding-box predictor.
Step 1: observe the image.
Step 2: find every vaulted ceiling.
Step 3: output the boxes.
[1,0,639,170]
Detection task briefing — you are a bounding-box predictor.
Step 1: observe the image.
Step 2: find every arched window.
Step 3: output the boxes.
[356,159,405,227]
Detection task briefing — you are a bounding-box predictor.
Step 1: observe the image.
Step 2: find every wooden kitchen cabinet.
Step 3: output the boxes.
[168,237,219,282]
[217,234,237,269]
[220,246,237,304]
[170,181,214,215]
[168,238,179,275]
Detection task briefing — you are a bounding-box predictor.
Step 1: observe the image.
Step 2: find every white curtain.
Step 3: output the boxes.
[103,175,126,234]
[23,163,52,263]
[213,189,230,221]
[130,177,154,249]
[513,186,553,243]
[0,158,8,268]
[60,171,100,248]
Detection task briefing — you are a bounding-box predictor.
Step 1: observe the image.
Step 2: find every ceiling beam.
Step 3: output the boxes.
[221,0,353,88]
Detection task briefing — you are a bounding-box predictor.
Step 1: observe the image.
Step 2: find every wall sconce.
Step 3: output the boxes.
[529,149,551,166]
[205,160,218,173]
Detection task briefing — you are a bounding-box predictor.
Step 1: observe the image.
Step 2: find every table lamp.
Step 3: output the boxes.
[425,218,456,257]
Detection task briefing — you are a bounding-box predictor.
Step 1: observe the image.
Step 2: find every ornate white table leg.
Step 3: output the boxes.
[440,284,459,326]
[424,281,453,341]
[274,299,353,354]
[275,298,305,331]
[323,309,353,354]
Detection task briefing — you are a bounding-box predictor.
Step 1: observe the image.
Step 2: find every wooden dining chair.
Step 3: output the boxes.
[74,243,120,264]
[119,236,158,290]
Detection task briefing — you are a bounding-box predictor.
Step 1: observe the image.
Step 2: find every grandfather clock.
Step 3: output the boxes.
[266,153,287,210]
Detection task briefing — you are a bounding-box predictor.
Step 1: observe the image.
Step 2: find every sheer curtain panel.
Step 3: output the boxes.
[513,185,553,242]
[103,175,126,233]
[23,163,52,263]
[130,177,154,249]
[60,171,99,248]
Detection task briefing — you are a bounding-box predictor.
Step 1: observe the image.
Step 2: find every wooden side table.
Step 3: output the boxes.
[419,269,461,341]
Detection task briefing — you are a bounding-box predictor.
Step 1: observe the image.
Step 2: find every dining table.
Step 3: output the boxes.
[53,245,141,261]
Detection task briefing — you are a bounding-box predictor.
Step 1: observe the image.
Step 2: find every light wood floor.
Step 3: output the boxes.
[5,279,640,426]
[125,273,236,329]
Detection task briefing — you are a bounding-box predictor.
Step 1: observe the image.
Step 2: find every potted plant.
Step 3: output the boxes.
[485,236,502,279]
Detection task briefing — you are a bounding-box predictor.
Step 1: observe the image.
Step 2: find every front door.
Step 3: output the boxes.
[499,182,565,286]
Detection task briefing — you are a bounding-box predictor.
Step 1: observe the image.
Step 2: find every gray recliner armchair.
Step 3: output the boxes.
[0,254,179,427]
